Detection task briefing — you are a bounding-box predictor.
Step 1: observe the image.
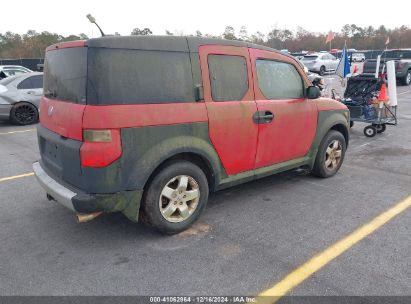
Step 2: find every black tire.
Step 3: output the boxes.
[312,130,346,178]
[319,66,326,76]
[373,123,386,133]
[364,125,377,137]
[9,102,39,125]
[400,70,411,86]
[350,121,354,128]
[140,161,209,234]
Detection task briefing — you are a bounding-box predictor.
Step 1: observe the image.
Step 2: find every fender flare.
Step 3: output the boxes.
[307,111,349,168]
[125,135,226,192]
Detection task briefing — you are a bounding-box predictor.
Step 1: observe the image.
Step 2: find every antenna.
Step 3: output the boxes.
[86,14,105,37]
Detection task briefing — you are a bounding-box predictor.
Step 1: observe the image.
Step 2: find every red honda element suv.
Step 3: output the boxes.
[33,36,349,234]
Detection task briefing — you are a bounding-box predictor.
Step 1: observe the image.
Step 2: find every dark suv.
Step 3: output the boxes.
[363,49,411,86]
[33,36,349,234]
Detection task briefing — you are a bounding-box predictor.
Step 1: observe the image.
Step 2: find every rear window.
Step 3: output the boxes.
[302,56,318,60]
[86,48,195,105]
[44,47,87,103]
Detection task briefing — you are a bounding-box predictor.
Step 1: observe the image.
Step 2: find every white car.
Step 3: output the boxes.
[0,65,33,78]
[0,72,43,125]
[301,52,339,75]
[352,53,365,62]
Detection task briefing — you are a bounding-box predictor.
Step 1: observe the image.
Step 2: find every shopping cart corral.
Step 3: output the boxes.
[333,75,398,137]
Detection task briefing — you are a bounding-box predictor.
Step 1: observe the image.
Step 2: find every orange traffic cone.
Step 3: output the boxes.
[378,82,388,102]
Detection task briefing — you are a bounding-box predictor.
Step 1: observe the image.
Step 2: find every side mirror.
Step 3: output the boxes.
[306,86,321,99]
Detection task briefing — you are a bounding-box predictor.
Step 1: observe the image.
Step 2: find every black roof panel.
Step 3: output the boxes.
[86,35,281,54]
[87,35,190,52]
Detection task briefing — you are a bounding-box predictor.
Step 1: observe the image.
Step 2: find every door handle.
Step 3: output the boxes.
[253,111,274,124]
[260,112,274,120]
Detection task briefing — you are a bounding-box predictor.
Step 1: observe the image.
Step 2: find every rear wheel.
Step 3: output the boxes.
[400,70,411,86]
[141,161,209,234]
[9,102,38,125]
[312,130,346,178]
[319,66,326,76]
[373,123,386,133]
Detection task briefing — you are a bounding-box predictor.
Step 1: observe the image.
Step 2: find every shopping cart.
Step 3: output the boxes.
[334,75,397,137]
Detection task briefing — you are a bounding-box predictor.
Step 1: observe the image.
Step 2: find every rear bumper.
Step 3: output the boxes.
[33,161,143,221]
[33,161,76,210]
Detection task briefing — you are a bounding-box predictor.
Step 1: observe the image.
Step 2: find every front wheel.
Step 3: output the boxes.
[140,161,209,234]
[9,102,39,125]
[312,130,346,178]
[364,125,377,137]
[319,66,326,76]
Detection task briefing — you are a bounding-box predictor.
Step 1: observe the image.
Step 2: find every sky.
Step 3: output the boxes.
[2,0,410,38]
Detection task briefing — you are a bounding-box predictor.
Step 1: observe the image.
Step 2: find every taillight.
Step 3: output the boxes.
[396,62,403,70]
[80,129,122,168]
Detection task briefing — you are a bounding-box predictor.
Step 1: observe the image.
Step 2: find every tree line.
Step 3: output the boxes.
[1,24,411,59]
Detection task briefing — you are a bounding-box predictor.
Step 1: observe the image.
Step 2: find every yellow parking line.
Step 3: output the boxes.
[257,196,411,303]
[0,129,35,135]
[0,172,34,182]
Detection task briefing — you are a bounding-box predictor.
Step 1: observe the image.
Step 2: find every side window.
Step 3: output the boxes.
[31,75,43,88]
[256,60,304,99]
[208,54,248,101]
[87,49,195,104]
[17,77,34,90]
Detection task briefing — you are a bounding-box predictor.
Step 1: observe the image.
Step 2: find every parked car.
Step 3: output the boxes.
[296,58,325,92]
[0,72,43,125]
[352,53,365,62]
[33,37,349,234]
[363,49,411,85]
[0,65,32,78]
[301,52,340,75]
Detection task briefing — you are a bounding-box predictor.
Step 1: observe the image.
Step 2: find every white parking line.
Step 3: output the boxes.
[397,90,411,96]
[0,129,35,135]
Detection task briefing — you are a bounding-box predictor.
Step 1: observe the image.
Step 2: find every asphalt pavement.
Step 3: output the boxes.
[0,84,410,299]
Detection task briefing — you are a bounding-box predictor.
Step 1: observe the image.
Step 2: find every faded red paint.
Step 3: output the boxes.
[316,98,348,111]
[45,40,86,52]
[199,45,258,175]
[249,48,318,168]
[40,98,208,140]
[39,97,85,141]
[82,103,208,129]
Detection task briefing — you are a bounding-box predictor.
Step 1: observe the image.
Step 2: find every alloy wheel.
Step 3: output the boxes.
[159,175,200,223]
[325,140,342,170]
[14,104,37,125]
